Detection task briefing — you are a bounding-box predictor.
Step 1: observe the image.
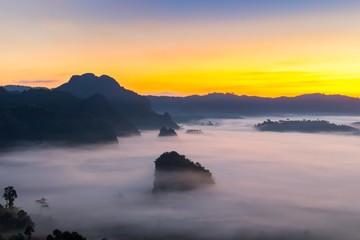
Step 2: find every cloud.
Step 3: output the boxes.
[16,80,59,84]
[1,117,360,239]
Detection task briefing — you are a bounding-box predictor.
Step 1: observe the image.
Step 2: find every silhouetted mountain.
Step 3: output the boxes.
[255,119,358,133]
[0,88,139,134]
[0,105,118,148]
[0,87,7,94]
[78,94,139,136]
[0,88,139,147]
[158,127,177,137]
[3,85,48,93]
[56,73,179,129]
[153,151,214,192]
[0,89,139,136]
[148,93,360,122]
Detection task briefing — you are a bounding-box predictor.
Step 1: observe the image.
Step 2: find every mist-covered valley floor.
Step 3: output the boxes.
[1,116,360,240]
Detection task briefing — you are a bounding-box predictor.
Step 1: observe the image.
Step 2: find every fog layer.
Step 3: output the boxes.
[1,116,360,239]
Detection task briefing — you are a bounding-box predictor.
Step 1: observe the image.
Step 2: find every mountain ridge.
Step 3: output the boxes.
[0,87,139,148]
[56,73,179,130]
[148,93,360,122]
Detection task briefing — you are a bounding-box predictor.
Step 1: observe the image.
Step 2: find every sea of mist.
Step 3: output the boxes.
[1,116,360,239]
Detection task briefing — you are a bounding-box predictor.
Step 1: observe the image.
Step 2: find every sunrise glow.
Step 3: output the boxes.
[1,0,360,97]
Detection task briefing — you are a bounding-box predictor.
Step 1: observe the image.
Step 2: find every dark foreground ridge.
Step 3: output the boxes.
[0,87,141,148]
[255,119,358,133]
[0,105,118,148]
[158,127,177,137]
[153,151,214,192]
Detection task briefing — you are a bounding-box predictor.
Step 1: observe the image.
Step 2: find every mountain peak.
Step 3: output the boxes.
[57,73,125,99]
[68,73,121,88]
[78,72,96,78]
[55,73,179,130]
[296,93,354,101]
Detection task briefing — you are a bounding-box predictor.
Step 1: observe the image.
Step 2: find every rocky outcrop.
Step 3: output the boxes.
[158,127,177,137]
[153,151,214,192]
[185,129,203,134]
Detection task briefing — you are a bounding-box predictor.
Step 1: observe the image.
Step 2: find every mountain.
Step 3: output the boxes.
[0,105,117,148]
[3,85,48,93]
[56,73,179,130]
[158,127,177,137]
[78,94,139,136]
[0,87,7,94]
[148,93,360,122]
[0,88,139,148]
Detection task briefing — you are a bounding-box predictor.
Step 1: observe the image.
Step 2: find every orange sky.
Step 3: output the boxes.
[1,1,360,97]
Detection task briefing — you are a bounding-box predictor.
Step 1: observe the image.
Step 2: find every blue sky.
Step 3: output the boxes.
[2,0,360,23]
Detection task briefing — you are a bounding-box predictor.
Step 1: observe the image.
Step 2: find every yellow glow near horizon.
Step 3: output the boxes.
[1,8,360,97]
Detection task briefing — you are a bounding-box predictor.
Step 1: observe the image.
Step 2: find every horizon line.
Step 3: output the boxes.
[1,83,359,100]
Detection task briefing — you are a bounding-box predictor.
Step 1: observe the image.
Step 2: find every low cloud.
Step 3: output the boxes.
[16,80,59,85]
[1,116,360,239]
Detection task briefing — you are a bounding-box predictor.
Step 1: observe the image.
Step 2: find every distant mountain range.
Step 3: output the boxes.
[3,85,48,93]
[3,73,360,147]
[148,93,360,121]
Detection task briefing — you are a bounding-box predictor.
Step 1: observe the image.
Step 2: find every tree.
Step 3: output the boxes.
[9,233,25,240]
[3,186,18,208]
[35,198,49,210]
[46,229,86,240]
[24,226,34,240]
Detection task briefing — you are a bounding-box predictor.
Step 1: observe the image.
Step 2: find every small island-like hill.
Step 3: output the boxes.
[153,151,214,193]
[158,127,177,137]
[255,119,358,133]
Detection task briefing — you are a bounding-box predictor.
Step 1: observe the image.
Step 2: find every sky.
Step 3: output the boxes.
[1,0,360,97]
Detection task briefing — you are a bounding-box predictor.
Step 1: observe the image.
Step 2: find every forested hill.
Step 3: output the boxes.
[148,93,360,121]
